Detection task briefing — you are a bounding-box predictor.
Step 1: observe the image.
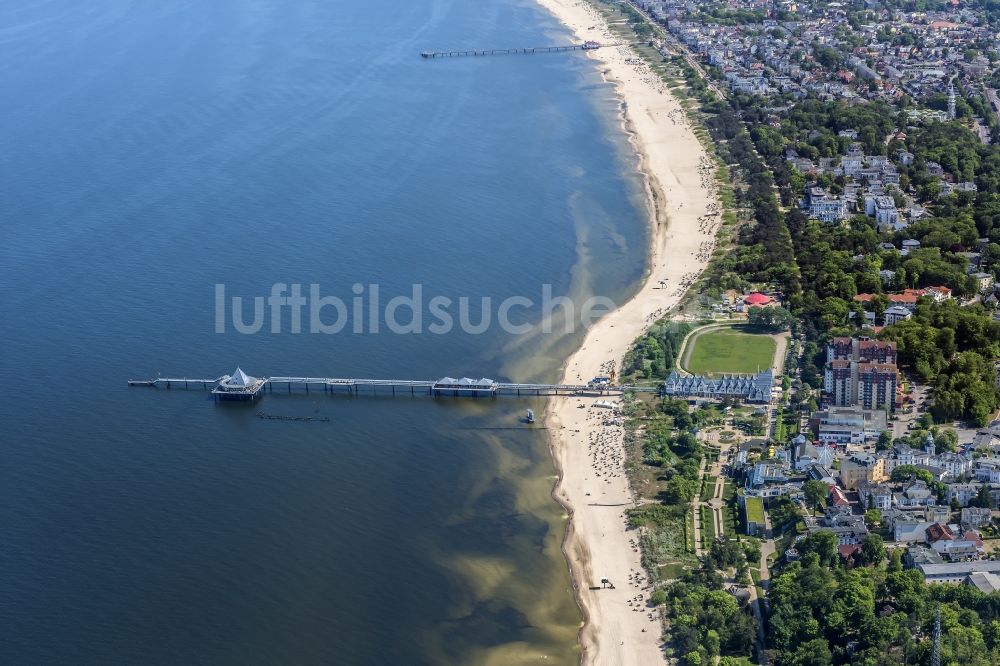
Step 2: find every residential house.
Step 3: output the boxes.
[858,481,892,510]
[947,483,982,508]
[895,480,937,507]
[807,186,850,223]
[883,305,913,326]
[961,507,993,530]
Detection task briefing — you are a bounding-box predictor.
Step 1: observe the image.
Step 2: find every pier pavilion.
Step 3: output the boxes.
[212,367,266,401]
[432,377,497,397]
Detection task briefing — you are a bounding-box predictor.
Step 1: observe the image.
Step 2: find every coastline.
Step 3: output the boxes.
[533,0,718,663]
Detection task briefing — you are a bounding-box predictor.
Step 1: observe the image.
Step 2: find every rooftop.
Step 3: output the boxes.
[744,496,765,524]
[918,560,1000,576]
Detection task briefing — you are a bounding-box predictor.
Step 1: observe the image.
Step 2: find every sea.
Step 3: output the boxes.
[0,0,650,663]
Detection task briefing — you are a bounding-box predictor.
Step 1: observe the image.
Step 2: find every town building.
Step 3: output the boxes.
[873,195,901,231]
[840,453,888,490]
[826,337,897,365]
[895,480,938,507]
[883,305,913,326]
[947,483,978,508]
[965,572,1000,593]
[662,370,773,403]
[824,338,898,411]
[810,406,888,444]
[826,361,898,411]
[918,560,1000,584]
[961,507,993,530]
[858,481,892,510]
[807,186,850,223]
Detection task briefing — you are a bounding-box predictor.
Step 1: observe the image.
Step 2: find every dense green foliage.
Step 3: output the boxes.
[747,306,795,332]
[879,300,1000,425]
[663,575,757,664]
[700,99,801,298]
[624,321,692,381]
[768,553,1000,665]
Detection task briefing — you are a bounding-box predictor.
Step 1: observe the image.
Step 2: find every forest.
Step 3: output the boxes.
[766,550,1000,665]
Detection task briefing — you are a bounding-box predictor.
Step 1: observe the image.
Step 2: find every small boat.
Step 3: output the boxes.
[526,409,535,424]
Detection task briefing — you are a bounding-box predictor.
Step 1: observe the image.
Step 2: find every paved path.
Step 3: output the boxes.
[760,536,776,585]
[706,441,731,539]
[692,456,708,557]
[770,331,790,376]
[747,585,768,666]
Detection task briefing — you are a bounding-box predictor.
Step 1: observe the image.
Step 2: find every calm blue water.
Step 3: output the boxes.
[0,1,649,663]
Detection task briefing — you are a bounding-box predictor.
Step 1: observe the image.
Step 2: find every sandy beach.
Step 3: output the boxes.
[534,0,718,663]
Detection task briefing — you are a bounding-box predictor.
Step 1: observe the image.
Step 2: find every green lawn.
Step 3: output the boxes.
[686,328,777,376]
[701,476,718,501]
[702,506,717,542]
[659,562,690,580]
[744,496,765,524]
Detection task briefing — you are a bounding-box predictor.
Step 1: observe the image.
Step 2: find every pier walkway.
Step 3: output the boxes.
[128,370,659,401]
[420,41,613,59]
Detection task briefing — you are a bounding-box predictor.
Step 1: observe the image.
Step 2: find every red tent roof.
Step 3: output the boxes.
[745,292,772,306]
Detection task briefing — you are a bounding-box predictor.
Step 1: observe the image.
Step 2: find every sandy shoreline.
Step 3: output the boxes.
[533,0,718,663]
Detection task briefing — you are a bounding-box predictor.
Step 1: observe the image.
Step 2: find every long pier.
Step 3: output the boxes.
[420,41,611,59]
[128,373,659,399]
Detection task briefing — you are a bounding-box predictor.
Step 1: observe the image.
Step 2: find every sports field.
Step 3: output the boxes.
[685,328,776,376]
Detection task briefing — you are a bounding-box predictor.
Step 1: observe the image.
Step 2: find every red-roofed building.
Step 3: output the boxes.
[893,289,924,304]
[745,292,773,307]
[926,523,954,544]
[963,531,985,548]
[854,289,940,313]
[830,485,850,507]
[923,286,953,302]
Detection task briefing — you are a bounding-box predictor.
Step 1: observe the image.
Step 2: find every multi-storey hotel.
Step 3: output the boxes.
[824,337,898,411]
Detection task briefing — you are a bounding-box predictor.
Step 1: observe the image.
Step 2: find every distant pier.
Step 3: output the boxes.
[420,41,609,59]
[128,367,657,402]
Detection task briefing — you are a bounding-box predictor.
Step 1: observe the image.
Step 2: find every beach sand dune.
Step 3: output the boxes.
[534,0,718,663]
